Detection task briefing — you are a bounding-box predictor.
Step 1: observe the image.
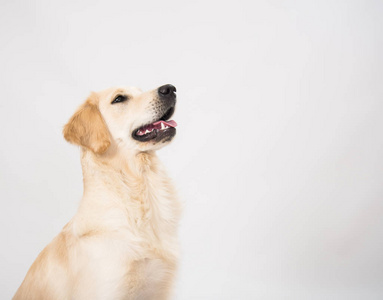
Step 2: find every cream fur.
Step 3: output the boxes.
[13,86,181,300]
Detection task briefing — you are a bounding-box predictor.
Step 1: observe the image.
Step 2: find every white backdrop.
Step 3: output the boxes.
[1,0,382,299]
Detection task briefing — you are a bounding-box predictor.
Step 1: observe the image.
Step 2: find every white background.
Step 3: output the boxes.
[1,0,382,299]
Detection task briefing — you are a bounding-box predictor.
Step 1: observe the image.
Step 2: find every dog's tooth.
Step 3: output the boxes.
[161,122,165,130]
[145,129,150,134]
[165,126,169,129]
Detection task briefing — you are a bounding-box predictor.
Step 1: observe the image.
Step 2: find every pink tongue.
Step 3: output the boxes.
[152,120,177,127]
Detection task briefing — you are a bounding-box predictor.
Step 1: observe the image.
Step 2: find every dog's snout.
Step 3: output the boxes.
[158,84,176,98]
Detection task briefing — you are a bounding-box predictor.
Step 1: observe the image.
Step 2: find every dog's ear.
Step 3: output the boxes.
[63,95,111,154]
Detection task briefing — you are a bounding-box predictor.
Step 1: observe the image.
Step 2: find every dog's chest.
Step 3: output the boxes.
[78,165,180,298]
[75,184,179,299]
[122,257,174,299]
[123,170,179,238]
[118,178,179,298]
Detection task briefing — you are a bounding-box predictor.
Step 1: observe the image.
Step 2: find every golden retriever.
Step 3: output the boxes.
[13,84,181,300]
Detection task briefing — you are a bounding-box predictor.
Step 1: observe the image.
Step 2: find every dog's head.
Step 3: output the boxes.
[63,84,177,154]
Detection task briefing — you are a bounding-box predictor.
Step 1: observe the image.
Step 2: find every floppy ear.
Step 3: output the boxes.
[63,96,111,154]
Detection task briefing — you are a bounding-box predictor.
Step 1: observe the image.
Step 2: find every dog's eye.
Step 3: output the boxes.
[111,95,128,104]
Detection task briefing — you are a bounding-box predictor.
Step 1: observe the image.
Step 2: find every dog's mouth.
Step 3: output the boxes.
[132,107,177,142]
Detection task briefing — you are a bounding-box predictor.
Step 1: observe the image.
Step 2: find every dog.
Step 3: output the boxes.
[13,84,182,300]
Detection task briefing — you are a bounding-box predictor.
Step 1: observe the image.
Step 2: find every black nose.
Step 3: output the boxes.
[158,84,176,97]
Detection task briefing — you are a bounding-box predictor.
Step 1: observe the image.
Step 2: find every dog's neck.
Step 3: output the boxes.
[80,148,160,198]
[73,147,180,246]
[68,147,180,260]
[76,146,178,226]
